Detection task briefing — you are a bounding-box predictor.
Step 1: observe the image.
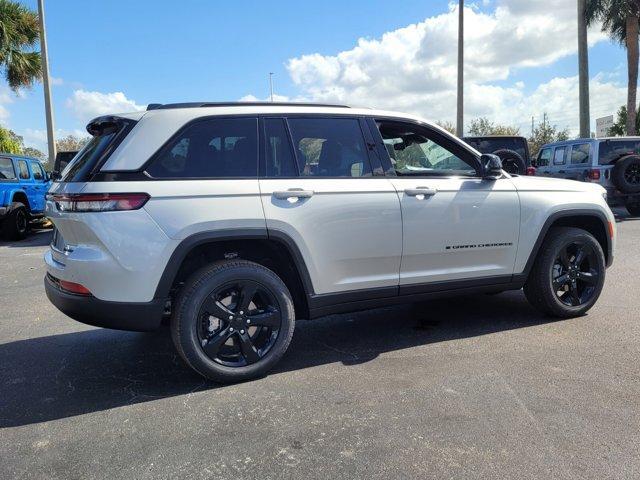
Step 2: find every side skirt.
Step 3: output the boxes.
[307,276,524,319]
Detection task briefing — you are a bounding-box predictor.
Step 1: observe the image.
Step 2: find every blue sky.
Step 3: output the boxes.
[3,0,631,151]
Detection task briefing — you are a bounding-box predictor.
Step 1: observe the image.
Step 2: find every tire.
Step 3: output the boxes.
[492,149,526,175]
[625,200,640,216]
[612,155,640,193]
[171,259,295,383]
[524,227,606,318]
[1,203,28,240]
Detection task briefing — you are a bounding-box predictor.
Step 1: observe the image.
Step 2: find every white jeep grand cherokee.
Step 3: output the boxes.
[45,102,616,383]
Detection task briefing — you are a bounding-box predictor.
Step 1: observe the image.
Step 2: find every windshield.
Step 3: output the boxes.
[598,140,640,165]
[464,137,527,160]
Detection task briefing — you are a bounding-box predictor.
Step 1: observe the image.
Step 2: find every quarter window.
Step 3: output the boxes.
[32,163,44,180]
[553,147,566,165]
[570,143,591,164]
[264,118,297,177]
[17,160,30,179]
[147,118,258,178]
[287,118,372,177]
[377,121,476,176]
[0,158,16,180]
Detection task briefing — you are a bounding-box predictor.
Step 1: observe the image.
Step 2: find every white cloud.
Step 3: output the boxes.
[65,90,145,123]
[243,2,616,135]
[0,86,15,123]
[22,127,88,152]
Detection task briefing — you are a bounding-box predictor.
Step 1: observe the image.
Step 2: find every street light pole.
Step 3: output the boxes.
[37,0,56,165]
[577,0,590,138]
[269,73,274,103]
[456,0,464,137]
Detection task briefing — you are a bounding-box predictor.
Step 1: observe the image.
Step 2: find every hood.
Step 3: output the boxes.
[509,175,605,193]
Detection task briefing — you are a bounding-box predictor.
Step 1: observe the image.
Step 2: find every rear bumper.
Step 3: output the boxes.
[45,274,165,332]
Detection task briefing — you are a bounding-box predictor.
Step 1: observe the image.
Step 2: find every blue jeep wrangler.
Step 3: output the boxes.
[0,154,51,240]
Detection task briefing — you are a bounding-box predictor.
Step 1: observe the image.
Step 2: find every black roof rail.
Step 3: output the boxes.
[146,101,350,111]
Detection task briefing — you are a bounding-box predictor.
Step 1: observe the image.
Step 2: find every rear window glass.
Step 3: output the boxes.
[59,119,133,182]
[598,140,640,165]
[0,158,16,180]
[146,118,258,178]
[570,143,591,164]
[464,137,527,161]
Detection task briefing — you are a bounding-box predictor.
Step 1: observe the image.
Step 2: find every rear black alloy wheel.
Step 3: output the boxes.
[524,226,605,318]
[171,260,295,383]
[551,242,600,307]
[198,280,282,367]
[624,163,640,186]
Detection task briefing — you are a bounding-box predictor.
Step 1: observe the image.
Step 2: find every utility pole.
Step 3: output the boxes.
[269,73,274,103]
[531,116,534,138]
[577,0,590,138]
[456,0,463,137]
[37,0,56,165]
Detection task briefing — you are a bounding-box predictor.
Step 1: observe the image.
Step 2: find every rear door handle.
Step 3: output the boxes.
[273,189,314,200]
[558,170,566,174]
[404,187,437,198]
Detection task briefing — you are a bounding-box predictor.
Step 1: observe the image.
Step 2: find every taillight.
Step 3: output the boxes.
[587,169,601,181]
[526,166,536,176]
[48,193,149,212]
[48,274,92,296]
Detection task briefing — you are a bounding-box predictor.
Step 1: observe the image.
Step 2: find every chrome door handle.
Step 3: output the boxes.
[404,187,437,197]
[273,189,314,200]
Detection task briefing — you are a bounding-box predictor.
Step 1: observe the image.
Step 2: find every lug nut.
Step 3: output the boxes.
[246,319,251,324]
[229,327,234,332]
[239,311,244,315]
[240,330,245,334]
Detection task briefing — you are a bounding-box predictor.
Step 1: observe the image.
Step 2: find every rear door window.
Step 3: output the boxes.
[147,118,258,178]
[17,160,30,179]
[31,162,45,180]
[0,157,16,180]
[287,117,372,177]
[598,140,640,165]
[570,143,591,164]
[264,118,297,177]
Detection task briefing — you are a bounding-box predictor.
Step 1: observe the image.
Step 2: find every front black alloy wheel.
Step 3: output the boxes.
[524,227,606,318]
[551,242,600,307]
[171,260,295,383]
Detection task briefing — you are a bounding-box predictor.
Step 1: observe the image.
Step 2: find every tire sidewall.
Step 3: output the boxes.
[174,262,295,382]
[613,156,640,194]
[538,229,606,316]
[492,149,526,175]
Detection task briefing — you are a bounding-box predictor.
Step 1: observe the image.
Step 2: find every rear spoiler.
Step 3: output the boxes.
[86,115,127,136]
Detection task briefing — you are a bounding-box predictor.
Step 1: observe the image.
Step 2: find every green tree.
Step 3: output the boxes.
[586,0,640,135]
[467,117,520,136]
[607,105,640,135]
[23,146,45,160]
[0,0,42,90]
[0,125,22,153]
[56,134,90,152]
[528,119,570,157]
[435,120,456,135]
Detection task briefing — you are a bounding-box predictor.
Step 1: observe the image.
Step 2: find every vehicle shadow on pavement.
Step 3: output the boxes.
[0,290,559,428]
[0,229,53,248]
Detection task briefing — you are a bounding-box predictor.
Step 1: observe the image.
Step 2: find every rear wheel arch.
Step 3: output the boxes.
[520,210,612,281]
[156,229,313,319]
[10,191,30,212]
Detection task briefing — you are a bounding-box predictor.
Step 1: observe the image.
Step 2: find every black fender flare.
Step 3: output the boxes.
[153,228,315,299]
[514,208,613,285]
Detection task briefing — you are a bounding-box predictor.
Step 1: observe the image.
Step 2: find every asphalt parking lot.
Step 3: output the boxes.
[1,209,639,480]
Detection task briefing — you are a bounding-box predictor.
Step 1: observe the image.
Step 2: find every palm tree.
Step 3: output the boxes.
[0,0,42,91]
[586,0,640,136]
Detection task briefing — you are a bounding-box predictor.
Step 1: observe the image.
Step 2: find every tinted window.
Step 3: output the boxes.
[31,162,44,180]
[264,118,297,177]
[598,140,640,165]
[464,137,527,161]
[17,160,30,179]
[0,157,16,180]
[59,119,134,183]
[287,118,372,177]
[147,118,258,178]
[570,143,591,164]
[553,147,566,165]
[537,148,551,167]
[378,122,476,176]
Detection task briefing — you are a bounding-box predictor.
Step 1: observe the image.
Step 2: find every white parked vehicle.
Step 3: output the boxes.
[44,103,616,382]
